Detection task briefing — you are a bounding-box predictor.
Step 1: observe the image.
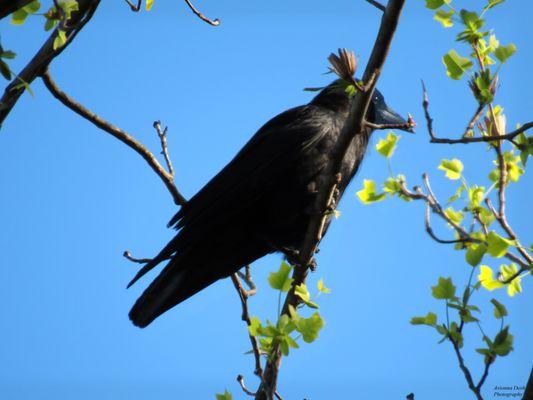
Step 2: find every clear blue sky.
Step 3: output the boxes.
[0,1,531,399]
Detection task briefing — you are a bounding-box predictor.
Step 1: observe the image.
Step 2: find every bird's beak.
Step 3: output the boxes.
[375,105,415,133]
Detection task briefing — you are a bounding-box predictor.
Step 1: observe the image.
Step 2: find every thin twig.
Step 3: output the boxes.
[365,114,415,132]
[421,82,533,144]
[237,265,257,296]
[41,69,186,206]
[183,0,220,25]
[463,104,485,136]
[424,203,469,244]
[485,198,532,264]
[237,375,256,397]
[123,251,152,264]
[450,339,484,400]
[365,0,386,12]
[231,273,263,378]
[124,0,142,11]
[153,121,175,177]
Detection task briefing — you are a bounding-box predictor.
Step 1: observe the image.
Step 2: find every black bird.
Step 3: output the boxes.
[128,80,410,328]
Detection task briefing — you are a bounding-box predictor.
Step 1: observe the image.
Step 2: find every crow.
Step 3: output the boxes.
[128,80,411,328]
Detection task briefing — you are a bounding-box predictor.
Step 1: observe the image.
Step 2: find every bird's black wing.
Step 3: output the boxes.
[168,104,329,247]
[127,103,330,287]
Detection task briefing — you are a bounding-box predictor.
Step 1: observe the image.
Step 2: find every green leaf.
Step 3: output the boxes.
[375,132,400,158]
[44,17,58,31]
[0,60,11,80]
[294,284,319,309]
[442,50,473,80]
[431,277,456,300]
[248,317,263,337]
[444,207,464,225]
[492,326,513,356]
[11,78,35,97]
[478,265,504,291]
[356,180,386,204]
[490,298,508,319]
[477,207,496,227]
[410,312,437,326]
[447,183,466,203]
[383,175,412,201]
[294,312,324,343]
[215,390,233,400]
[53,30,67,51]
[268,261,293,292]
[146,0,155,11]
[514,131,533,166]
[425,0,448,9]
[11,9,28,25]
[438,158,463,180]
[494,43,516,63]
[500,263,522,297]
[467,185,485,209]
[434,9,455,28]
[483,0,505,12]
[466,243,487,266]
[24,0,41,13]
[0,51,16,60]
[486,231,515,258]
[317,278,331,294]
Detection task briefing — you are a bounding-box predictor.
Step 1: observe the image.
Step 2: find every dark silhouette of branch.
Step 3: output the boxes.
[524,368,533,400]
[183,0,220,26]
[365,0,386,12]
[124,0,142,11]
[41,69,187,206]
[366,112,415,132]
[255,1,407,398]
[0,0,34,20]
[123,251,152,264]
[0,0,101,127]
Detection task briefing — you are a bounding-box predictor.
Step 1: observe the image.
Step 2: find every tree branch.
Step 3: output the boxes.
[0,0,101,127]
[123,0,142,12]
[365,0,386,12]
[0,0,34,20]
[41,69,187,206]
[421,82,533,144]
[255,1,407,398]
[232,271,263,379]
[183,0,220,26]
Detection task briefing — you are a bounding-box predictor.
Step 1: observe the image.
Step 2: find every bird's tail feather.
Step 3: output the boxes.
[128,255,220,328]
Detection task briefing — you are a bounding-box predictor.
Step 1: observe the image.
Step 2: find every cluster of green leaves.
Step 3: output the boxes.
[357,1,530,394]
[411,276,513,364]
[247,262,329,358]
[9,1,79,51]
[216,263,330,399]
[427,0,515,109]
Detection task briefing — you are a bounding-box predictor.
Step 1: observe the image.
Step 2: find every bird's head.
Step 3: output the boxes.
[368,88,414,133]
[310,80,413,133]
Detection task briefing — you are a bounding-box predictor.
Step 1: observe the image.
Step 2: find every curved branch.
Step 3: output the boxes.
[41,69,187,206]
[183,0,220,26]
